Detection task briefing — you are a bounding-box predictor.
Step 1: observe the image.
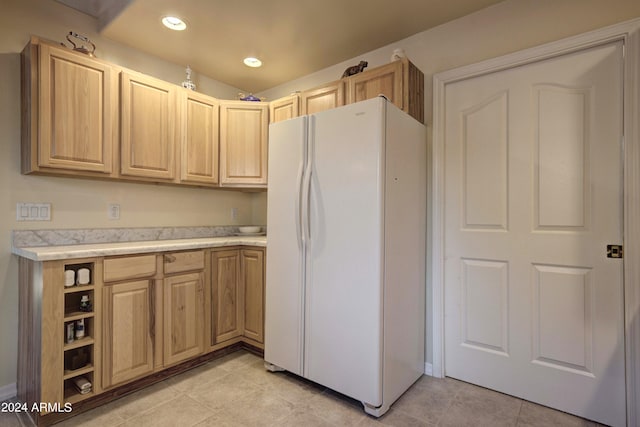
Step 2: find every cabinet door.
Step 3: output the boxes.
[241,249,265,344]
[163,272,204,366]
[301,81,345,115]
[180,91,219,185]
[346,60,403,110]
[102,280,155,388]
[121,71,177,180]
[269,94,299,123]
[37,44,117,173]
[219,101,268,187]
[211,250,243,344]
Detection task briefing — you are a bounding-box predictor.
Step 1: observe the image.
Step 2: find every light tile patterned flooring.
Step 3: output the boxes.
[0,350,602,426]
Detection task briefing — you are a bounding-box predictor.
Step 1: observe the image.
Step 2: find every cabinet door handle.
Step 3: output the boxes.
[164,254,176,263]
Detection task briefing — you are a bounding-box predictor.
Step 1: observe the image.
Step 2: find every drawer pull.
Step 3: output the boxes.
[164,254,177,263]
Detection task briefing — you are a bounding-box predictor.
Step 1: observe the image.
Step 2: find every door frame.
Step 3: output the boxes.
[431,17,640,425]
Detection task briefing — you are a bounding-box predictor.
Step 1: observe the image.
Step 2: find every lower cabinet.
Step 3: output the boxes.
[211,249,243,343]
[241,249,265,344]
[211,247,265,347]
[18,244,264,426]
[163,272,205,366]
[102,279,156,388]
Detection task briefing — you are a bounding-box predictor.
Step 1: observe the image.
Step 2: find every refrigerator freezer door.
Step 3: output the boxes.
[264,116,307,376]
[304,98,386,406]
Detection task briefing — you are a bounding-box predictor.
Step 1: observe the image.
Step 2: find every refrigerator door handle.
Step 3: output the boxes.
[295,163,304,250]
[296,118,309,250]
[302,116,314,242]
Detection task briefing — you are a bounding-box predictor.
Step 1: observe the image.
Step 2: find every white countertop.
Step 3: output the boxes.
[12,236,267,261]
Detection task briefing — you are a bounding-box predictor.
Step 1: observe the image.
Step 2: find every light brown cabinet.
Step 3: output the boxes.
[18,244,264,425]
[269,94,299,123]
[346,58,424,123]
[102,254,158,388]
[18,257,103,425]
[211,247,265,347]
[162,251,206,366]
[180,91,219,186]
[120,71,178,181]
[241,249,265,344]
[21,37,119,176]
[102,278,156,388]
[300,80,345,115]
[211,249,242,343]
[219,101,269,187]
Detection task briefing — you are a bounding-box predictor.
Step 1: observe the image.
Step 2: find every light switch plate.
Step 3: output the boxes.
[16,203,51,221]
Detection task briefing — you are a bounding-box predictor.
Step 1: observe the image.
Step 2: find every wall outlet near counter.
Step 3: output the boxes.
[231,207,238,221]
[16,202,51,221]
[108,204,120,220]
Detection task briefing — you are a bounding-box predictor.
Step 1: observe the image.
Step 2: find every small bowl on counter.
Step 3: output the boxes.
[236,226,265,236]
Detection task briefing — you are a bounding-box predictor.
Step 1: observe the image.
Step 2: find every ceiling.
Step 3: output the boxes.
[56,0,505,93]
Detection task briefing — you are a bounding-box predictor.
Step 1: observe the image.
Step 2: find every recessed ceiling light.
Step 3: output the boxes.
[162,16,187,31]
[243,57,262,68]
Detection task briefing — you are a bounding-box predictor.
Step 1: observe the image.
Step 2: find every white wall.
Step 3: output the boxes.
[0,0,265,391]
[257,0,640,368]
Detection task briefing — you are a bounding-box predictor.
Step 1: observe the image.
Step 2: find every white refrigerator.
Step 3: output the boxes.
[264,97,426,417]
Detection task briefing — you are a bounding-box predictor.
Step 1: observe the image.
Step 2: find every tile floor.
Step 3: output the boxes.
[0,350,603,426]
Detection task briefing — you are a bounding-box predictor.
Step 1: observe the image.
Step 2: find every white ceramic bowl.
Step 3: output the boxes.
[238,226,261,234]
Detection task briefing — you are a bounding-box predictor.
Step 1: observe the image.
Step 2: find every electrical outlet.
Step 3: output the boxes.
[108,204,120,220]
[16,203,51,221]
[231,207,238,221]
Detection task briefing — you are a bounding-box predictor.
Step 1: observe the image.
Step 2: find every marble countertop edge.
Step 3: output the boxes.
[12,236,267,261]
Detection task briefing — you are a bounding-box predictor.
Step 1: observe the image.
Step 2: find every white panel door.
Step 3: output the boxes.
[305,99,385,406]
[264,117,307,375]
[444,42,625,426]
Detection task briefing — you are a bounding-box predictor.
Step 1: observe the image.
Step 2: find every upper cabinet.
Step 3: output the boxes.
[269,94,299,124]
[300,81,345,115]
[20,37,263,190]
[346,60,402,107]
[219,101,269,188]
[22,38,119,176]
[20,37,425,190]
[180,91,219,186]
[293,60,424,122]
[120,71,178,181]
[346,58,424,123]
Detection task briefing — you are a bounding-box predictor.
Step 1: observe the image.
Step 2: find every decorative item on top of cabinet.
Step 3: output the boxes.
[180,90,219,186]
[63,31,96,57]
[120,70,179,181]
[219,100,269,188]
[21,37,119,177]
[346,57,424,123]
[269,93,300,123]
[300,80,345,115]
[341,60,368,78]
[181,65,196,91]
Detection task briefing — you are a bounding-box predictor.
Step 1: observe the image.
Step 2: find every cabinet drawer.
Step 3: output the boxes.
[104,255,157,282]
[164,250,205,274]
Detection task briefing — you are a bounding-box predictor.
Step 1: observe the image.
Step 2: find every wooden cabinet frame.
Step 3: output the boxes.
[21,37,119,177]
[210,247,266,349]
[219,101,269,187]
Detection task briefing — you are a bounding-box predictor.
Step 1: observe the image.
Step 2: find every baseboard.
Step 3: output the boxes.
[424,362,433,376]
[0,383,16,401]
